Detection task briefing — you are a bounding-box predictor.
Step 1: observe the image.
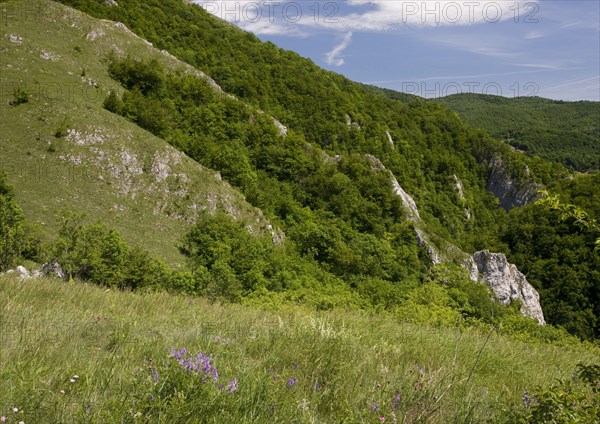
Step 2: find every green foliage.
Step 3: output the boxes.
[54,118,69,138]
[436,94,600,172]
[501,202,600,340]
[102,89,124,114]
[9,86,29,106]
[426,264,508,324]
[0,173,26,270]
[50,210,169,289]
[514,364,600,423]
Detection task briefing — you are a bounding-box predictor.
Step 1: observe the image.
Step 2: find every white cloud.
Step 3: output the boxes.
[325,32,353,66]
[326,1,540,30]
[525,31,543,39]
[193,1,540,34]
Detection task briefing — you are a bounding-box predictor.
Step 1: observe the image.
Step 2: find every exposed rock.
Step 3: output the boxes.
[486,156,542,210]
[40,262,66,279]
[86,28,105,41]
[8,34,22,44]
[463,256,479,282]
[111,21,152,46]
[81,76,98,88]
[321,152,341,165]
[40,50,59,61]
[385,131,394,148]
[345,114,361,130]
[267,224,285,245]
[364,155,420,221]
[473,250,545,324]
[453,174,472,220]
[104,0,118,6]
[66,128,105,146]
[15,265,31,279]
[414,228,442,265]
[453,174,465,201]
[272,118,288,137]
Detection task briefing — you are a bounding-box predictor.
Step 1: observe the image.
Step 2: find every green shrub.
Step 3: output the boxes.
[0,173,26,270]
[9,86,29,106]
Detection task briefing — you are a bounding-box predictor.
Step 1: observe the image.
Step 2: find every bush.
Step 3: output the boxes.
[0,173,26,270]
[49,211,170,289]
[9,86,29,106]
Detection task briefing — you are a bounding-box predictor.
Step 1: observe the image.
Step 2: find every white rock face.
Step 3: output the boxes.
[364,155,420,221]
[390,177,420,221]
[385,131,394,148]
[473,250,545,324]
[414,229,441,264]
[272,118,288,137]
[463,256,480,282]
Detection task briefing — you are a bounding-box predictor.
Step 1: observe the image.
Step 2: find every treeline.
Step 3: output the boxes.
[435,94,600,172]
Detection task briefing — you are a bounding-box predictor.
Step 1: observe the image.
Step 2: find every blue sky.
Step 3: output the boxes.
[193,1,600,101]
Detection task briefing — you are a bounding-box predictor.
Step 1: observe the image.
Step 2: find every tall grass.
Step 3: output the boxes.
[0,275,596,423]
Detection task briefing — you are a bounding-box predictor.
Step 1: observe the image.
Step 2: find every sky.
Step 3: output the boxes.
[192,1,600,101]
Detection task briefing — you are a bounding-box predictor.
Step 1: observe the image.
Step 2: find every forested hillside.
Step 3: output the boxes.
[435,94,600,172]
[1,0,598,342]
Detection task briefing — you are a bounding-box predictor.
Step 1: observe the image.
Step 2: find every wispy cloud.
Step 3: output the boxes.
[541,75,600,101]
[325,32,353,66]
[525,31,543,39]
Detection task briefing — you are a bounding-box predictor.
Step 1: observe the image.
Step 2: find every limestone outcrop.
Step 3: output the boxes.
[473,250,545,324]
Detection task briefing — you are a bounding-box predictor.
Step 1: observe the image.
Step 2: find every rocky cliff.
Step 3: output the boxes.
[486,156,542,210]
[473,250,545,324]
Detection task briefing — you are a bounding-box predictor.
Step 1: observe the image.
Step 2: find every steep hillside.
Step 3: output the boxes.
[2,0,598,340]
[0,0,274,266]
[435,94,600,172]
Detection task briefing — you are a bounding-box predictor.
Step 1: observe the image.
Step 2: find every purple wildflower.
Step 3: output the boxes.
[370,402,379,413]
[522,389,531,408]
[169,348,219,383]
[392,393,401,410]
[152,368,159,383]
[227,377,238,394]
[314,383,320,391]
[287,377,297,387]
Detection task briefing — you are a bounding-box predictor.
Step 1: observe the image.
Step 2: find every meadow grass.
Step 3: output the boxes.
[1,274,597,423]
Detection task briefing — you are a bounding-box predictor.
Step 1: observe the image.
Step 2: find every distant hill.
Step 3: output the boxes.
[434,94,600,172]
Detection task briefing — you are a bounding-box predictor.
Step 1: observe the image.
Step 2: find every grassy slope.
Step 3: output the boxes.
[1,274,598,423]
[434,94,600,172]
[0,0,269,266]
